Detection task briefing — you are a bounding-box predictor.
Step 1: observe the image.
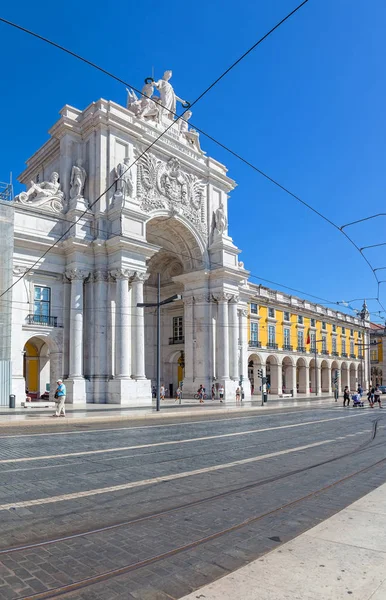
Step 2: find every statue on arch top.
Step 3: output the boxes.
[153,70,187,119]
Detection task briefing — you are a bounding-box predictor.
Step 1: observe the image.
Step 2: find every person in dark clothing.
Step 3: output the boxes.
[343,386,350,407]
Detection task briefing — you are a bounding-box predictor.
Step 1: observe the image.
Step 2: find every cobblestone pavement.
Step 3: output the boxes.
[0,406,384,599]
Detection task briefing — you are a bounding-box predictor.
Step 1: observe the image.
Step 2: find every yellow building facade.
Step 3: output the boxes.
[247,285,369,397]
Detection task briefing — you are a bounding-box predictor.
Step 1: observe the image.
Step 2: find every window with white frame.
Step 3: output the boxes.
[358,342,363,356]
[268,325,276,345]
[268,307,275,318]
[250,322,258,343]
[284,327,291,348]
[322,335,327,352]
[298,315,304,324]
[34,286,51,324]
[332,337,337,354]
[310,332,316,351]
[173,316,183,341]
[342,339,346,355]
[297,330,304,349]
[250,303,258,314]
[284,311,290,322]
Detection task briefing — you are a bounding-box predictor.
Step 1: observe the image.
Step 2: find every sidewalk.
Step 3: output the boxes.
[180,482,386,600]
[0,395,335,427]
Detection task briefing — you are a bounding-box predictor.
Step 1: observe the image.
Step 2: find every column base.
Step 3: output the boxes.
[90,377,109,404]
[107,378,152,406]
[64,378,87,404]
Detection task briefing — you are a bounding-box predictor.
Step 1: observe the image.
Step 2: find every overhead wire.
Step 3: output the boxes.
[2,3,386,317]
[0,1,310,300]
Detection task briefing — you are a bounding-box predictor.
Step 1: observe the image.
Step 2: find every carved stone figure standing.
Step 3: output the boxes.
[115,158,133,198]
[179,110,203,153]
[70,159,87,199]
[215,202,227,235]
[153,70,186,119]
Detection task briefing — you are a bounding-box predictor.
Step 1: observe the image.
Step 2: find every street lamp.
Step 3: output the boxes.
[137,272,182,412]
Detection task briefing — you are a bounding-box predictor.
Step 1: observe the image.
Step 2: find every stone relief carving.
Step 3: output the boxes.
[93,270,109,282]
[14,172,64,213]
[114,158,134,199]
[179,110,203,154]
[136,152,206,233]
[130,271,150,283]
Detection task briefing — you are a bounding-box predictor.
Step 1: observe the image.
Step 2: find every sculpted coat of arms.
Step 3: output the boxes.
[136,153,206,232]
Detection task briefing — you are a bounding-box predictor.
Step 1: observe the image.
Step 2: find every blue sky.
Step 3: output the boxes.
[1,0,386,322]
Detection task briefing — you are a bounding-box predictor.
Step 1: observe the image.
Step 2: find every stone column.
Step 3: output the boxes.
[131,272,148,380]
[238,308,249,392]
[182,296,194,394]
[64,268,89,404]
[215,293,231,380]
[66,269,89,378]
[291,364,297,397]
[110,268,131,378]
[193,294,211,393]
[277,362,282,395]
[228,296,239,380]
[304,364,310,394]
[93,270,109,403]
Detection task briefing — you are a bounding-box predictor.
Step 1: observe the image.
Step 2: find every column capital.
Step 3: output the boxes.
[213,292,233,303]
[130,271,149,284]
[229,294,239,304]
[194,293,210,303]
[110,268,131,281]
[183,296,195,306]
[93,269,109,282]
[65,268,90,281]
[238,308,248,318]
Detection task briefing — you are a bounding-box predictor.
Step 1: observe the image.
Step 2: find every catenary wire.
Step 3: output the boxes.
[0,1,310,300]
[1,4,385,316]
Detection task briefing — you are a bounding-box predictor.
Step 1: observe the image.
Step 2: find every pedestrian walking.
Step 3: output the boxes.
[343,386,350,407]
[160,384,165,401]
[218,384,224,402]
[235,387,241,404]
[357,384,363,398]
[211,384,215,400]
[374,386,383,408]
[175,386,181,403]
[53,379,66,417]
[197,384,205,403]
[368,387,375,408]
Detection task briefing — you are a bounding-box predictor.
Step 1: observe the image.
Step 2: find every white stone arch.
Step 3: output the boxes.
[320,359,331,393]
[162,348,185,398]
[349,362,357,390]
[340,361,349,389]
[145,213,208,274]
[23,332,62,400]
[282,355,296,394]
[247,352,264,395]
[265,354,281,394]
[296,356,309,394]
[330,360,340,392]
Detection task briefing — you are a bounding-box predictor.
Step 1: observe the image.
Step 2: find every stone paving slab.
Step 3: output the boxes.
[179,481,386,600]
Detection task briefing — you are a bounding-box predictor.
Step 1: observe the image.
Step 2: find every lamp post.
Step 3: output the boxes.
[137,272,181,412]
